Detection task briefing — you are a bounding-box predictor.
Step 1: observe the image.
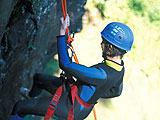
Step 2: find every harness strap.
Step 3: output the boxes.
[44,85,93,120]
[67,85,93,120]
[44,0,97,119]
[44,86,63,120]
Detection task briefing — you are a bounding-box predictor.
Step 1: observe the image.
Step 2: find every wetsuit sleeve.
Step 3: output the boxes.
[57,36,107,86]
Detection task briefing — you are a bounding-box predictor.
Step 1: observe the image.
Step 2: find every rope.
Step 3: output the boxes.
[60,0,97,119]
[61,0,69,36]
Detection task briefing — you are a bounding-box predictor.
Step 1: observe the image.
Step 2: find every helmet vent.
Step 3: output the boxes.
[119,36,122,39]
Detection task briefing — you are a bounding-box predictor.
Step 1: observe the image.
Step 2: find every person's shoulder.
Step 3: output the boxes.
[90,62,104,68]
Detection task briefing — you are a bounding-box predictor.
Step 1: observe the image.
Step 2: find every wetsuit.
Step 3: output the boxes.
[11,35,124,120]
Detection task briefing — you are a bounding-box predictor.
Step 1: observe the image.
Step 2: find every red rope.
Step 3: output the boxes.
[61,0,65,18]
[60,0,97,119]
[61,0,69,35]
[60,0,78,63]
[64,0,67,15]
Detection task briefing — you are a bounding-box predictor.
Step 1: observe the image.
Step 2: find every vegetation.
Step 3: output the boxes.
[81,0,160,120]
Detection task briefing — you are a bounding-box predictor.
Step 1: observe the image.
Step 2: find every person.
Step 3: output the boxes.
[9,15,134,120]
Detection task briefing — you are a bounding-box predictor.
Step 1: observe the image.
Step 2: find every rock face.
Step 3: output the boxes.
[0,0,86,119]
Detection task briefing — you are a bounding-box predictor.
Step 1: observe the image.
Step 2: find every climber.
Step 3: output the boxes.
[8,14,134,120]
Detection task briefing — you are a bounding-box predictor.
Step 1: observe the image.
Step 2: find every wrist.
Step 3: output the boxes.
[60,27,65,35]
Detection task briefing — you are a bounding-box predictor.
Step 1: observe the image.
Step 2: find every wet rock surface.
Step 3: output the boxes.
[0,0,87,119]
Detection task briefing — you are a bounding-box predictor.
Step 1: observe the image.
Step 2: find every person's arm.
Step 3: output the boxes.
[59,14,70,36]
[57,15,107,86]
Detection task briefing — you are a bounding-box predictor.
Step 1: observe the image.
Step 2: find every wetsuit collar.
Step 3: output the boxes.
[105,59,123,71]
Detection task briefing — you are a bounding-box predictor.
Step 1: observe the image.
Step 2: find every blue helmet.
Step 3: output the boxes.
[101,22,134,51]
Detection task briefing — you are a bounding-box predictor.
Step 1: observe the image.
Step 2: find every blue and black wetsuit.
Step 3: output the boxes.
[57,35,124,102]
[11,36,124,120]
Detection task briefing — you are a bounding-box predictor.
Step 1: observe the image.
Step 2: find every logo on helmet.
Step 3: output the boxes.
[113,25,125,35]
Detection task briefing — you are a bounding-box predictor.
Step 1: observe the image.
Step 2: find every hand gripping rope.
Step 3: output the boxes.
[61,0,79,64]
[60,1,97,119]
[44,0,97,120]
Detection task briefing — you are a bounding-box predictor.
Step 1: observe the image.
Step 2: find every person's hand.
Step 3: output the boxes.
[60,14,70,35]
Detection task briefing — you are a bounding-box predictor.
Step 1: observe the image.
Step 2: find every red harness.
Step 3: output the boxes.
[44,84,93,120]
[44,0,96,119]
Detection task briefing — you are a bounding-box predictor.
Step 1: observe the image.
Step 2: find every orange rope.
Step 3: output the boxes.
[61,0,65,18]
[93,107,97,120]
[60,0,97,119]
[61,0,69,35]
[70,44,79,64]
[64,0,67,15]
